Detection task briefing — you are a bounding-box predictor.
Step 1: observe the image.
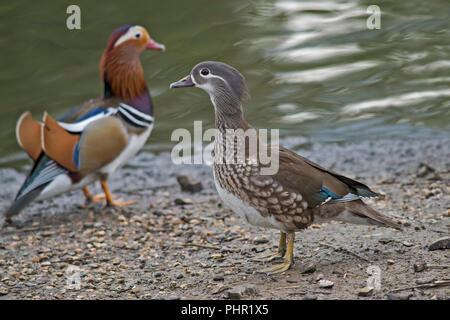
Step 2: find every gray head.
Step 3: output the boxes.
[170,61,249,110]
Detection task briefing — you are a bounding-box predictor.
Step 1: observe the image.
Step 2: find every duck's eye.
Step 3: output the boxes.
[200,68,210,76]
[135,33,141,39]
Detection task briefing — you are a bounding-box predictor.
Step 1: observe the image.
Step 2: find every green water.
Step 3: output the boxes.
[0,0,449,167]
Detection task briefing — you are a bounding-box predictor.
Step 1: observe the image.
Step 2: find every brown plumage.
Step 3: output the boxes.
[171,61,402,274]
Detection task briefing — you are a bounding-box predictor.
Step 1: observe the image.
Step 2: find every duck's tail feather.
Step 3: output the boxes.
[345,200,402,230]
[1,185,46,229]
[314,200,402,230]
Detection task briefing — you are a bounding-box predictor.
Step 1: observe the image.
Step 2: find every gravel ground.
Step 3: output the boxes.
[0,137,448,300]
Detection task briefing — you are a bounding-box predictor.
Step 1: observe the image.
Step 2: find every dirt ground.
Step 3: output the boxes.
[0,137,448,300]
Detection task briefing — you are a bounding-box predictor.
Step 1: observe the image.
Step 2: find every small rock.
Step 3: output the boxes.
[302,294,317,300]
[387,259,395,265]
[386,292,412,300]
[176,274,184,279]
[428,237,450,251]
[299,262,316,274]
[177,175,203,193]
[131,286,140,294]
[227,289,242,300]
[381,177,395,184]
[413,261,427,273]
[153,272,163,278]
[174,198,194,205]
[358,286,373,297]
[213,275,225,281]
[318,279,334,288]
[378,238,393,244]
[0,287,9,296]
[416,163,435,178]
[252,237,269,244]
[227,285,258,299]
[402,241,413,247]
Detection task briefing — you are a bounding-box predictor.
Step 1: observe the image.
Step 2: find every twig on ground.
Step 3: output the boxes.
[320,242,370,263]
[181,243,221,250]
[391,280,450,293]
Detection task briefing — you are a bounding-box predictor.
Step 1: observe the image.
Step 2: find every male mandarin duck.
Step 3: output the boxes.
[170,61,402,274]
[1,25,165,227]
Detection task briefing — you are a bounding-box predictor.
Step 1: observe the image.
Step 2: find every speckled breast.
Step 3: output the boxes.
[213,157,314,232]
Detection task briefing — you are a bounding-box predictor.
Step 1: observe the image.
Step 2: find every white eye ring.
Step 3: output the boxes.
[200,68,210,76]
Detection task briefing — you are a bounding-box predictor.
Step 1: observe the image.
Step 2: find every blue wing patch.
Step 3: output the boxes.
[315,187,360,205]
[318,187,340,200]
[73,141,81,170]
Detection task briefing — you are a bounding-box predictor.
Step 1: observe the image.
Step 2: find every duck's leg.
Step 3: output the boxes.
[99,180,136,207]
[83,186,109,204]
[85,180,136,207]
[83,187,96,203]
[259,233,295,274]
[251,232,286,262]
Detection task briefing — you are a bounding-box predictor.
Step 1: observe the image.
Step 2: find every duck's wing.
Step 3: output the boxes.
[273,146,378,209]
[4,98,123,219]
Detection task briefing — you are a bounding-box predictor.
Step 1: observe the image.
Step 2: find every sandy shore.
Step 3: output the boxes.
[0,137,448,300]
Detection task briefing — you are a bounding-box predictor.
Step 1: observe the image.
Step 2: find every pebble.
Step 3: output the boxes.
[177,175,203,193]
[416,163,435,178]
[386,292,412,300]
[252,237,269,244]
[226,284,258,299]
[302,294,318,300]
[428,237,450,251]
[174,198,194,205]
[153,272,163,278]
[402,241,413,247]
[299,262,316,274]
[413,261,427,273]
[131,286,140,294]
[176,274,184,279]
[358,286,373,297]
[227,289,242,300]
[213,275,225,281]
[318,279,334,288]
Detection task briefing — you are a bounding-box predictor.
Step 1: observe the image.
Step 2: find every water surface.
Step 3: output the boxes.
[0,0,449,168]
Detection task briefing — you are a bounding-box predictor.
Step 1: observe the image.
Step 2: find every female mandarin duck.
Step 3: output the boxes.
[1,25,165,226]
[171,61,402,274]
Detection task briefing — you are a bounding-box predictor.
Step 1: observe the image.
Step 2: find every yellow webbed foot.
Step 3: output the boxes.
[258,260,293,274]
[251,252,284,263]
[257,233,295,275]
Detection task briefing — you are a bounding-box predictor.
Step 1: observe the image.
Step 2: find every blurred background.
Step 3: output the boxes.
[0,0,449,168]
